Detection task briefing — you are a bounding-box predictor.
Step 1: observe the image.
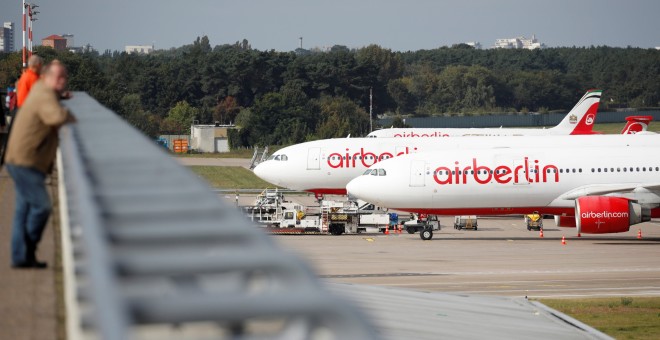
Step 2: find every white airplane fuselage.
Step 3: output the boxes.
[254,134,660,196]
[346,145,660,217]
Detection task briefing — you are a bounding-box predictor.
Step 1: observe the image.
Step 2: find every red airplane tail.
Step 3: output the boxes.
[621,116,653,134]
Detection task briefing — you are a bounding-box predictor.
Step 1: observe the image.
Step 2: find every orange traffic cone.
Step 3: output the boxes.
[637,229,642,239]
[384,226,389,235]
[539,229,544,238]
[561,235,566,245]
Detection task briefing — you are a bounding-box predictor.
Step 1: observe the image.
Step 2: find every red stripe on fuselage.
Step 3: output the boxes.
[307,188,348,195]
[394,207,575,216]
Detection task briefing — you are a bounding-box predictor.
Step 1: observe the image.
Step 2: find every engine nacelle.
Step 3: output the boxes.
[554,215,576,228]
[575,196,650,234]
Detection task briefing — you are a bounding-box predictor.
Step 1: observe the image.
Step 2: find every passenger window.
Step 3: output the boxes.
[598,168,601,173]
[591,168,594,172]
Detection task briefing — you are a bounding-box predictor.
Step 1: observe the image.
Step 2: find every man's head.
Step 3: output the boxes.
[42,61,68,93]
[27,55,43,73]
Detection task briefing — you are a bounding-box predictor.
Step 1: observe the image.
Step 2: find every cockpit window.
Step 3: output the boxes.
[371,170,378,176]
[378,169,386,176]
[363,169,373,175]
[267,154,288,161]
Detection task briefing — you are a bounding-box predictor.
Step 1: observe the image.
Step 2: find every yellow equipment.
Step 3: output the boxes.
[525,211,543,231]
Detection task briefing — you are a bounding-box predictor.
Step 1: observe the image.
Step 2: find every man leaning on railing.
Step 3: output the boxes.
[4,60,76,269]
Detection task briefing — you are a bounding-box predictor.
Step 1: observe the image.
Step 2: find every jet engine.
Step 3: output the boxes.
[575,196,650,234]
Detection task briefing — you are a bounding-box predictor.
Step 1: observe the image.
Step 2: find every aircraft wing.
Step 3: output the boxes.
[558,183,660,205]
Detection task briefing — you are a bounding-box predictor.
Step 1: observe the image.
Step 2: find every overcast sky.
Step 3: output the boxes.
[2,0,659,52]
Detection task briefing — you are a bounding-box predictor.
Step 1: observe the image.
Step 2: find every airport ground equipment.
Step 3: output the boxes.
[526,211,544,231]
[58,93,378,340]
[403,214,441,234]
[241,189,392,235]
[454,215,478,230]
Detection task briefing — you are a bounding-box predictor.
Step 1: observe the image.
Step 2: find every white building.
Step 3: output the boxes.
[465,41,482,49]
[493,34,544,50]
[190,124,236,153]
[0,22,15,52]
[125,44,154,54]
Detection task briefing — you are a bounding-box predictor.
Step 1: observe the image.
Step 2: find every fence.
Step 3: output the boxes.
[378,110,660,128]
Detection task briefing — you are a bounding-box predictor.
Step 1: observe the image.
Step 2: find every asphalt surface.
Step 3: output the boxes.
[175,157,251,168]
[269,213,660,299]
[0,169,60,340]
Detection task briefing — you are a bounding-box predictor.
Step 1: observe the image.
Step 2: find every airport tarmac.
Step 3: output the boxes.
[271,216,660,299]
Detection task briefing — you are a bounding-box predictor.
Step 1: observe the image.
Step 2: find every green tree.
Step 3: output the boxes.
[165,101,199,134]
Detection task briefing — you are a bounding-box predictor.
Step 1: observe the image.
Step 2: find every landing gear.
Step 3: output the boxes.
[420,227,433,240]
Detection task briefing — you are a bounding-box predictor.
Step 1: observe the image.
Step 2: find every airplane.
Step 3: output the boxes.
[254,134,660,196]
[345,135,660,239]
[367,89,603,138]
[254,90,604,194]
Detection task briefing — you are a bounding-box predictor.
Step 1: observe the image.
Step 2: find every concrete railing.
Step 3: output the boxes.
[57,92,378,339]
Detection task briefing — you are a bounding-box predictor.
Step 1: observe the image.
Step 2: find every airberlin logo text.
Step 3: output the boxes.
[327,147,418,168]
[393,132,450,138]
[433,157,559,185]
[581,211,629,219]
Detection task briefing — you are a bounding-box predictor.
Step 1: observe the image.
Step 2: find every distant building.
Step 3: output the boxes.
[0,22,15,52]
[190,124,237,153]
[493,34,544,49]
[61,34,75,49]
[42,34,68,51]
[465,41,482,49]
[125,45,154,54]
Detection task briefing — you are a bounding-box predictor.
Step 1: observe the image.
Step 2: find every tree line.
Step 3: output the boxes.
[1,37,658,148]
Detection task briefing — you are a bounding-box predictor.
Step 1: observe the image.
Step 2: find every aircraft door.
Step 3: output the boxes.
[410,160,426,187]
[307,147,321,170]
[513,159,530,185]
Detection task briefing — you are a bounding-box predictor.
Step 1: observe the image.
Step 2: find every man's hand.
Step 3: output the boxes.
[60,91,72,100]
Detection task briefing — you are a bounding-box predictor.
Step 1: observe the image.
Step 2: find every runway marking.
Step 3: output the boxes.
[344,277,660,287]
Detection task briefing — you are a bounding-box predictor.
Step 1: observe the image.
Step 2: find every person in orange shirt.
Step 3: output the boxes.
[16,55,43,108]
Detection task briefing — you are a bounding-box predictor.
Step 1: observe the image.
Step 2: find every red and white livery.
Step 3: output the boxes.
[346,137,660,238]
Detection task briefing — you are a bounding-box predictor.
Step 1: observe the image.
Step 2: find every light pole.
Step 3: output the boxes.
[369,87,373,133]
[28,5,38,56]
[22,0,26,67]
[21,2,38,67]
